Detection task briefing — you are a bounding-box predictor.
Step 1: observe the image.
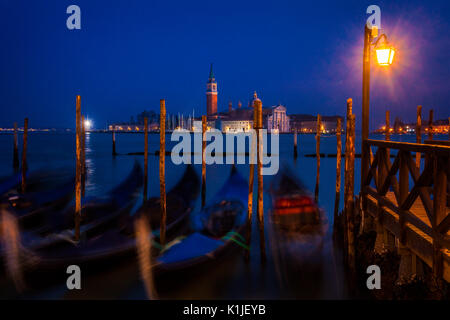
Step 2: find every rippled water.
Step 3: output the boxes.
[0,132,447,299]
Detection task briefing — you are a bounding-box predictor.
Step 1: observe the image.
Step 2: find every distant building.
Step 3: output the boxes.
[211,92,290,133]
[290,114,342,133]
[267,104,290,133]
[206,64,218,118]
[108,123,159,132]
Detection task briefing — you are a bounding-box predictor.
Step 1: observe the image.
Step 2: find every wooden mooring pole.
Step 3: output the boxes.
[81,115,86,197]
[201,115,207,208]
[344,98,355,271]
[254,96,266,262]
[293,128,298,158]
[13,122,19,171]
[246,127,256,261]
[314,114,321,203]
[112,126,117,156]
[159,100,167,246]
[75,95,81,241]
[333,118,342,235]
[428,109,433,141]
[144,117,148,201]
[346,115,356,271]
[416,106,422,169]
[20,118,28,193]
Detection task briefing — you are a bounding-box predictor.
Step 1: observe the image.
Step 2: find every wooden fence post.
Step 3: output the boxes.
[13,122,19,171]
[416,106,422,169]
[21,118,28,193]
[314,114,321,203]
[428,109,433,141]
[378,111,390,191]
[432,155,447,282]
[385,111,390,142]
[75,96,81,241]
[333,118,342,234]
[159,100,167,246]
[144,117,148,201]
[398,151,409,244]
[293,128,298,158]
[254,97,266,262]
[201,115,207,208]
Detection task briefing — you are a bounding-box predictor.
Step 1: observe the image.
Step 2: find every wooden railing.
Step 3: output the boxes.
[362,139,450,279]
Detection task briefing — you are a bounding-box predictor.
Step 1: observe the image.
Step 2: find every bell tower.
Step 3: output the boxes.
[206,63,218,117]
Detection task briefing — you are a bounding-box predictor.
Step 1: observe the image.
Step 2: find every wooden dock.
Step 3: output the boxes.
[362,139,450,282]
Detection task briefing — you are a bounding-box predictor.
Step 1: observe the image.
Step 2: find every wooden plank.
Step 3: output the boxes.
[424,140,450,147]
[365,139,450,156]
[365,187,434,237]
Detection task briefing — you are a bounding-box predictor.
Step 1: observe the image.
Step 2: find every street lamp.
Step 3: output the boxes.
[374,33,395,66]
[361,25,395,195]
[84,119,92,131]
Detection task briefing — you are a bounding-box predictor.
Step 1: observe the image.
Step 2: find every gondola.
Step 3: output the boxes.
[154,165,248,274]
[0,173,22,196]
[0,162,143,271]
[1,170,75,231]
[268,168,328,296]
[28,161,144,241]
[269,168,327,234]
[22,164,199,274]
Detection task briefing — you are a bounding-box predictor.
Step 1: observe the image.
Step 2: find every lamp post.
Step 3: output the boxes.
[361,25,395,193]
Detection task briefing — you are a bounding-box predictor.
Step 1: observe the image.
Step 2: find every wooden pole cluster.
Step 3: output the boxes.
[144,117,148,201]
[112,126,117,156]
[293,128,298,158]
[159,100,167,246]
[81,115,86,197]
[20,118,28,193]
[201,115,207,208]
[75,95,82,241]
[314,115,321,203]
[333,118,342,234]
[344,98,355,271]
[13,122,19,171]
[428,109,433,141]
[416,106,422,169]
[254,97,266,262]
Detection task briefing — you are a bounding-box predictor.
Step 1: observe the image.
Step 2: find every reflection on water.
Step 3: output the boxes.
[0,132,447,299]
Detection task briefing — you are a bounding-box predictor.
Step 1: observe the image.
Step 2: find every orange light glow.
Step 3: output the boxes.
[376,47,395,66]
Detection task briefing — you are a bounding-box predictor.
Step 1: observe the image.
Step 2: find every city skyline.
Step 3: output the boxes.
[1,1,449,129]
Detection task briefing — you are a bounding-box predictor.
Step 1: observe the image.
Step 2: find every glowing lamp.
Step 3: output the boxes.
[84,119,92,130]
[375,46,395,66]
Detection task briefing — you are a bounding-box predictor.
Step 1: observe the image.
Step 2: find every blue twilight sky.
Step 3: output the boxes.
[0,0,449,130]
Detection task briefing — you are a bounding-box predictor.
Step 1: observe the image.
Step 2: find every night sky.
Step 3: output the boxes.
[1,0,449,130]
